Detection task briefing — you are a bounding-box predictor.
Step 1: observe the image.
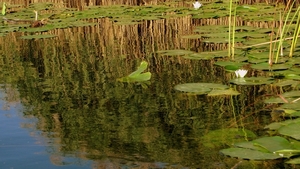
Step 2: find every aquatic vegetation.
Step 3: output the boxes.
[117,61,151,82]
[174,83,240,96]
[157,49,195,56]
[201,128,256,148]
[221,87,300,163]
[220,136,296,160]
[230,77,274,85]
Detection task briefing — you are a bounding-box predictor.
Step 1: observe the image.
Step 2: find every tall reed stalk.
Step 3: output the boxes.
[228,0,237,60]
[289,7,300,57]
[228,0,233,58]
[274,0,298,63]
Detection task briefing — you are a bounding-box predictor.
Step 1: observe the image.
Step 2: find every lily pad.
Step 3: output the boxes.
[220,148,281,160]
[251,63,292,71]
[174,83,228,95]
[207,89,240,96]
[279,123,300,140]
[265,118,300,130]
[157,49,194,56]
[202,128,256,148]
[264,97,294,104]
[285,74,300,80]
[282,91,300,98]
[286,157,300,164]
[221,136,295,160]
[214,61,246,67]
[230,77,274,85]
[280,103,300,110]
[183,51,227,60]
[273,80,300,87]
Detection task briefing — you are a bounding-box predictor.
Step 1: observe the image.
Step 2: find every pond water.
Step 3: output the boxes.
[1,2,300,169]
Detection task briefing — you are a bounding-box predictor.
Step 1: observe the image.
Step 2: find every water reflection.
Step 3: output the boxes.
[0,13,283,169]
[0,86,92,168]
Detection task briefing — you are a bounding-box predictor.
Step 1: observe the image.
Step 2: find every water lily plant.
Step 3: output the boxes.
[193,1,202,10]
[235,69,248,78]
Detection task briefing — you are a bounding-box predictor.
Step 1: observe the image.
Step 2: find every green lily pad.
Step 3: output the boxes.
[220,148,281,160]
[287,111,300,117]
[264,97,294,104]
[230,77,274,85]
[252,136,294,153]
[280,103,300,110]
[207,89,240,96]
[273,80,300,87]
[279,123,300,140]
[282,91,300,98]
[221,136,295,160]
[265,118,300,130]
[285,74,300,80]
[224,65,240,72]
[183,52,226,60]
[251,63,292,71]
[286,157,300,164]
[174,83,228,95]
[157,49,194,56]
[214,61,246,67]
[202,128,256,148]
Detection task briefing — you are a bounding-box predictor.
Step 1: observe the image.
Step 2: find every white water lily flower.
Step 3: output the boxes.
[193,1,202,10]
[235,69,248,78]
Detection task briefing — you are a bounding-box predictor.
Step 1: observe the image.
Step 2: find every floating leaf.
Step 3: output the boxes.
[214,61,246,67]
[252,136,293,153]
[264,97,294,104]
[157,49,194,56]
[207,89,240,96]
[183,52,226,60]
[202,128,256,148]
[282,91,300,98]
[265,118,300,130]
[174,83,228,95]
[279,123,300,140]
[221,136,295,160]
[230,77,274,85]
[275,149,300,157]
[273,80,299,87]
[280,103,300,110]
[286,157,300,164]
[224,65,240,72]
[220,148,281,160]
[251,63,292,70]
[285,74,300,80]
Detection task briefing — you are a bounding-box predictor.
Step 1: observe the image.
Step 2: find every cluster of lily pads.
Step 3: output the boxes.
[220,93,300,164]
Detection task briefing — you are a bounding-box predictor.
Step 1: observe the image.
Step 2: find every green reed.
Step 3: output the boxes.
[289,7,300,57]
[228,0,237,59]
[275,0,299,62]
